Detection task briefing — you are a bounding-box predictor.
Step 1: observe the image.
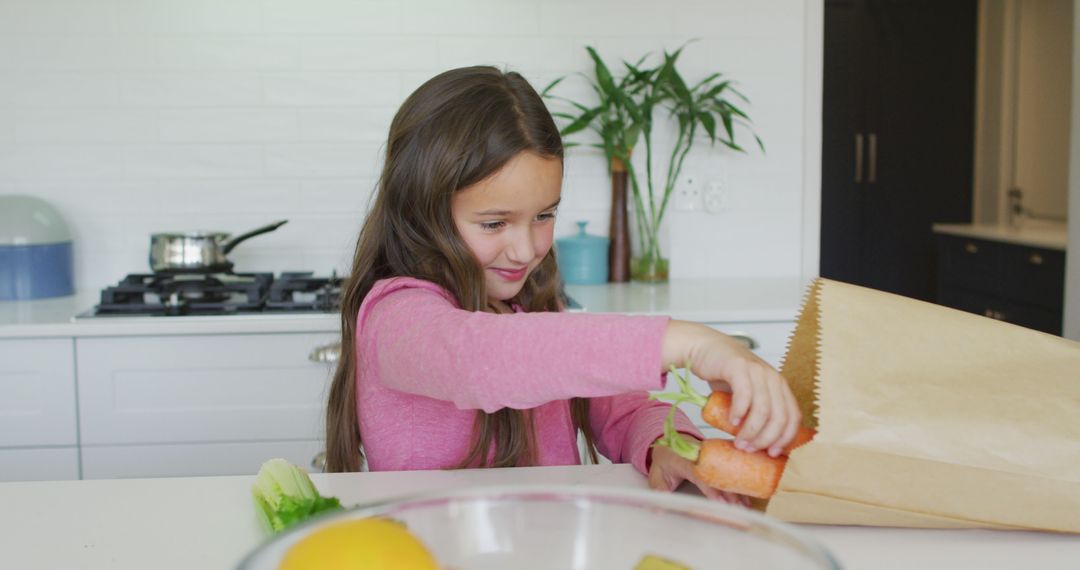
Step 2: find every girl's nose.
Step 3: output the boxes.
[505,227,536,264]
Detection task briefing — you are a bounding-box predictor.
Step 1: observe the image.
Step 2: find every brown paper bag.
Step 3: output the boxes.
[765,278,1080,533]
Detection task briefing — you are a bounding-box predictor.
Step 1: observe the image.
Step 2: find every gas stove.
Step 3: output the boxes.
[80,271,342,317]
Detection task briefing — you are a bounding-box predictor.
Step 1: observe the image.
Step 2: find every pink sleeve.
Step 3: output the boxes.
[589,393,704,475]
[357,277,671,413]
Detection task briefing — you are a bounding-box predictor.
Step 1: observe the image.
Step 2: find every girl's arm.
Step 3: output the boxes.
[585,392,703,475]
[358,278,670,412]
[660,320,803,458]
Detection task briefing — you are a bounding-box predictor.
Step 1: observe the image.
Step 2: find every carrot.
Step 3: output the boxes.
[653,406,785,500]
[654,364,816,456]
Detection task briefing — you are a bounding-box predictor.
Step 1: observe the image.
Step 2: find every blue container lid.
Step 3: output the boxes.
[557,221,608,249]
[0,195,73,246]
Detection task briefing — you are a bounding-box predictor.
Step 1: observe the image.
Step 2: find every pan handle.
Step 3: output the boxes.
[221,220,288,255]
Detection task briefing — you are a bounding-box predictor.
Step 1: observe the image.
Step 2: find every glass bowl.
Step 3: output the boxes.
[238,485,840,570]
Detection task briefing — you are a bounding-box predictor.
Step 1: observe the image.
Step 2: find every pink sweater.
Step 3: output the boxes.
[354,276,703,474]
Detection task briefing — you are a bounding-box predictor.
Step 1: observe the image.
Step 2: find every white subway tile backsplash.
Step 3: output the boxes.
[300,179,377,214]
[147,180,302,214]
[301,36,438,71]
[264,72,401,106]
[156,37,300,71]
[125,144,263,179]
[0,112,13,143]
[265,143,379,177]
[263,0,400,34]
[299,107,395,142]
[404,3,540,36]
[160,109,298,143]
[0,0,118,34]
[4,0,813,290]
[8,35,133,72]
[122,74,262,106]
[12,74,120,107]
[0,145,127,179]
[116,0,262,34]
[539,3,675,37]
[15,110,157,143]
[438,37,575,72]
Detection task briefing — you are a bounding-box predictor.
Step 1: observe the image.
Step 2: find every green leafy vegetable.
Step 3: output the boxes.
[252,458,342,534]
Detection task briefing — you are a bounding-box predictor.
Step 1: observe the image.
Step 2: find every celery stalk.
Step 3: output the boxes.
[252,458,342,534]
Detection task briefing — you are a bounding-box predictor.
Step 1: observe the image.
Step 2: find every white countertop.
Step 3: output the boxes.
[932,221,1069,250]
[1,464,1076,570]
[0,277,803,338]
[565,277,803,323]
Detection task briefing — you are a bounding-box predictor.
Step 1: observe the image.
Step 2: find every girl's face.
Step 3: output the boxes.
[451,151,563,303]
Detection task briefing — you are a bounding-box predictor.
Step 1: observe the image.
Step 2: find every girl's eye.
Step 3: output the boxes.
[535,211,557,222]
[479,220,506,231]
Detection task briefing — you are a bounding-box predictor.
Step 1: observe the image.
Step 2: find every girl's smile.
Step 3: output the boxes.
[451,151,563,303]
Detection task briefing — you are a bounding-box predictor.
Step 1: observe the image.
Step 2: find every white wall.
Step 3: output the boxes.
[1065,0,1080,340]
[1015,0,1073,218]
[0,0,821,293]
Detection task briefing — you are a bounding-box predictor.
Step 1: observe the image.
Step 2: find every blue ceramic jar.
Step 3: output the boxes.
[555,221,609,285]
[0,195,75,300]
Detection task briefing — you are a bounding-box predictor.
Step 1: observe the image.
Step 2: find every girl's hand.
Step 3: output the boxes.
[647,440,751,507]
[662,321,802,458]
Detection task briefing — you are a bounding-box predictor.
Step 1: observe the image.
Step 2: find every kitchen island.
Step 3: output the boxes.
[1,463,1076,570]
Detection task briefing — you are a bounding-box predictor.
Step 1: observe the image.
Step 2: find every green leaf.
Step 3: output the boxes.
[586,46,618,101]
[754,133,766,153]
[561,106,602,136]
[540,76,565,97]
[721,112,735,141]
[697,111,716,143]
[692,72,722,92]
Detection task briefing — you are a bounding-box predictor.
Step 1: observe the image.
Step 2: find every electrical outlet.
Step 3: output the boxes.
[703,180,726,214]
[675,175,701,211]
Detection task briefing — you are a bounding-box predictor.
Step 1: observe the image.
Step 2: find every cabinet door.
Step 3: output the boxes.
[0,338,77,447]
[82,440,323,479]
[0,448,79,482]
[77,333,338,445]
[821,0,977,302]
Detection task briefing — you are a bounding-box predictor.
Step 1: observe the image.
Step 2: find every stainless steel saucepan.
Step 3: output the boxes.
[149,220,288,273]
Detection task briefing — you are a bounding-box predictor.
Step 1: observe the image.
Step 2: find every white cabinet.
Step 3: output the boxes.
[81,440,323,480]
[0,338,79,481]
[76,332,337,478]
[0,338,78,447]
[0,448,79,482]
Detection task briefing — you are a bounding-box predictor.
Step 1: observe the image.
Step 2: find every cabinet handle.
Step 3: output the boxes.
[964,242,978,254]
[984,309,1006,320]
[1028,253,1044,265]
[311,451,327,472]
[728,333,760,350]
[867,133,877,183]
[854,133,864,183]
[308,342,341,363]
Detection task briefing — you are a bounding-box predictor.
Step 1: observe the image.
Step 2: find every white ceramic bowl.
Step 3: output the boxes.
[238,485,841,570]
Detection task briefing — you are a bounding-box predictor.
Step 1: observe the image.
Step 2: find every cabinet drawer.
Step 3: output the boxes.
[937,235,998,291]
[82,440,324,479]
[77,333,337,445]
[0,338,77,447]
[938,287,1061,335]
[0,447,80,482]
[998,243,1065,309]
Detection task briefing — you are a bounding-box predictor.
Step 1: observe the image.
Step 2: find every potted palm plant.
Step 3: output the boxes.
[544,45,762,282]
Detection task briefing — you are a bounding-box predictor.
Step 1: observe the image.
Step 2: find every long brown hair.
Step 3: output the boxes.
[325,66,598,472]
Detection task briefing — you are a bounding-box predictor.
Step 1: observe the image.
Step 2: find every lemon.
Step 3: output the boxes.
[278,517,439,570]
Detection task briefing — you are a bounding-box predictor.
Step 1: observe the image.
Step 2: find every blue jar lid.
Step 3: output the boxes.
[556,221,609,247]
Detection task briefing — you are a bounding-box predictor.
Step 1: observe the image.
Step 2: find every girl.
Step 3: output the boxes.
[325,66,801,504]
